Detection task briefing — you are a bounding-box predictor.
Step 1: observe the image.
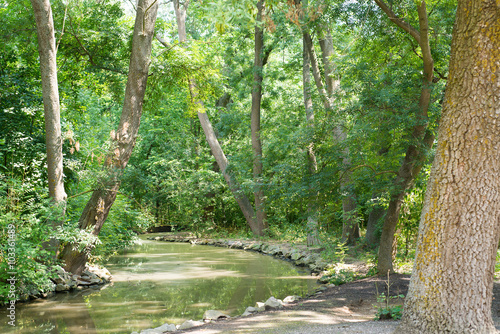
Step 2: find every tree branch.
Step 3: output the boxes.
[374,0,421,44]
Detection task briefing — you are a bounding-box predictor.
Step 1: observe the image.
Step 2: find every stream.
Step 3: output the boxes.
[1,235,318,333]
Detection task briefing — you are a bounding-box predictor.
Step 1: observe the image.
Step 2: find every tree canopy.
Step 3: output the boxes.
[2,1,500,332]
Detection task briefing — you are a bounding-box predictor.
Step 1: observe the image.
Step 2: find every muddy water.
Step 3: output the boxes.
[0,236,317,334]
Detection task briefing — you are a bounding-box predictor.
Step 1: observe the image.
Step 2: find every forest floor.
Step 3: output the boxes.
[177,273,500,334]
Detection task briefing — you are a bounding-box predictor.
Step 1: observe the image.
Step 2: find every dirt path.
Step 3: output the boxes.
[177,274,500,334]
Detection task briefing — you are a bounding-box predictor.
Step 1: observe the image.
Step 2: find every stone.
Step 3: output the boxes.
[55,284,70,292]
[87,265,112,281]
[77,280,92,286]
[283,295,301,303]
[90,278,102,284]
[203,310,230,321]
[68,279,78,289]
[264,296,284,310]
[242,305,260,316]
[295,254,315,267]
[52,268,70,284]
[178,320,204,330]
[255,302,266,312]
[250,243,262,251]
[153,323,177,332]
[265,245,281,256]
[290,250,304,261]
[282,249,293,258]
[244,306,258,313]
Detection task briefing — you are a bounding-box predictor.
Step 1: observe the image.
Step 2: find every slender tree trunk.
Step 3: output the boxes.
[303,31,360,244]
[251,0,268,232]
[62,0,158,274]
[375,0,435,274]
[398,1,500,332]
[317,25,338,97]
[365,194,385,247]
[171,0,265,235]
[302,33,320,246]
[31,0,67,255]
[174,0,188,42]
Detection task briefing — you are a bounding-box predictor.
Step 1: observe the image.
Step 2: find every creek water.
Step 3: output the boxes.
[1,235,318,334]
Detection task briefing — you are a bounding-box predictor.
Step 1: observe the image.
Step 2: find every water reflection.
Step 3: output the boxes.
[0,237,317,333]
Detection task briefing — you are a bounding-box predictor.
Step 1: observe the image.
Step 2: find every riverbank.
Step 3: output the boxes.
[2,264,111,306]
[143,233,500,334]
[147,233,375,284]
[132,233,385,333]
[177,273,500,334]
[177,274,411,334]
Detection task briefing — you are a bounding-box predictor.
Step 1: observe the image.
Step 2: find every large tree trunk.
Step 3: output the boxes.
[375,0,435,274]
[62,0,158,274]
[251,0,268,233]
[302,33,320,247]
[31,0,67,255]
[397,1,500,332]
[171,0,265,236]
[303,31,359,244]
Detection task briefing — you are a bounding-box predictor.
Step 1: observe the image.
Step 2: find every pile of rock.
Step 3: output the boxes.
[133,296,300,334]
[18,265,111,302]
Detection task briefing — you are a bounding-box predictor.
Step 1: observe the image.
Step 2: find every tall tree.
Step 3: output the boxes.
[31,0,67,255]
[302,32,320,246]
[398,0,500,332]
[62,0,159,274]
[375,0,435,274]
[303,29,360,244]
[171,0,267,236]
[251,0,269,234]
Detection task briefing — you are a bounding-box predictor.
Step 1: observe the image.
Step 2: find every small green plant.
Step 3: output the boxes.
[374,270,405,320]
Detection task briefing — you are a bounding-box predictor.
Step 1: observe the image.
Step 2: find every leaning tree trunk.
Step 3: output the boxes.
[251,0,268,233]
[397,0,500,332]
[303,31,359,244]
[375,0,435,274]
[171,0,265,235]
[62,0,158,274]
[31,0,67,256]
[302,33,320,246]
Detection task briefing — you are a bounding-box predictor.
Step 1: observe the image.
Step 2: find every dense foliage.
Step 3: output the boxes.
[0,0,457,304]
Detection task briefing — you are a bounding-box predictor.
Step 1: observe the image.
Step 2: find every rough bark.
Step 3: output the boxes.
[171,0,265,236]
[302,33,320,247]
[251,0,268,233]
[62,0,158,274]
[31,0,67,255]
[397,1,500,332]
[375,0,435,274]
